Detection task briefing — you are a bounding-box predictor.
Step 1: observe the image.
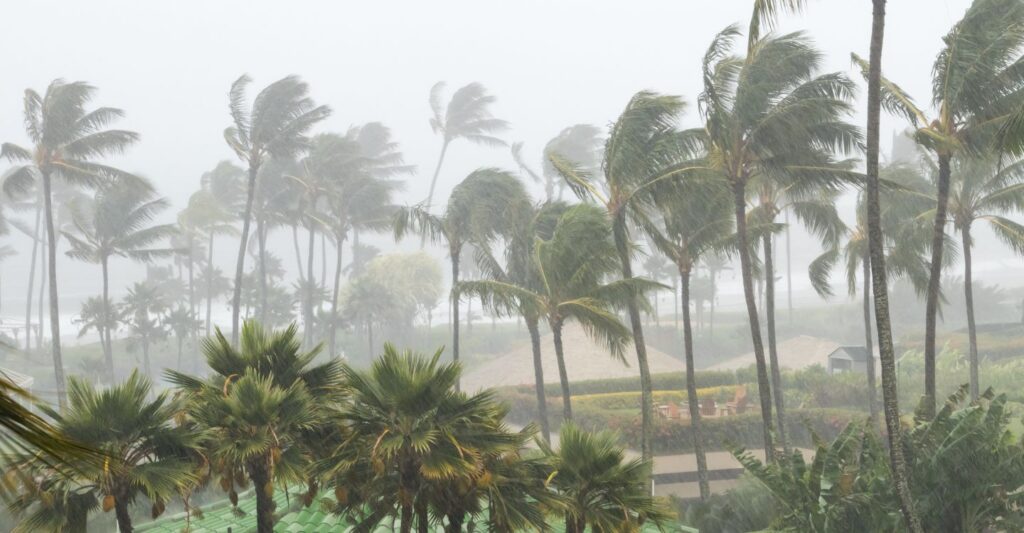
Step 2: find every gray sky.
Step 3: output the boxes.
[4,0,1001,317]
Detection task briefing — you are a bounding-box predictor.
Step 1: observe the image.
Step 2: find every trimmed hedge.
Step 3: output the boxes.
[517,370,741,398]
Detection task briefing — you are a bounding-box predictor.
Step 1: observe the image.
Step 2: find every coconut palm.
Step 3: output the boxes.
[511,124,603,201]
[197,264,231,336]
[394,168,528,389]
[163,306,201,372]
[62,176,175,381]
[223,75,330,345]
[646,179,735,502]
[853,0,1024,415]
[121,281,169,379]
[424,82,508,214]
[463,204,660,422]
[467,200,567,442]
[861,0,923,529]
[549,90,703,464]
[324,344,522,533]
[197,161,244,333]
[73,296,119,367]
[19,371,199,533]
[540,424,670,533]
[166,322,342,533]
[1,80,141,408]
[691,16,859,457]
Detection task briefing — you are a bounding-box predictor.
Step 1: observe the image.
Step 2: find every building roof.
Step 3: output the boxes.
[829,346,870,362]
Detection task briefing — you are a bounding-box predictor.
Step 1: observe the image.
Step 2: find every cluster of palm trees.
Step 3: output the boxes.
[7,322,668,533]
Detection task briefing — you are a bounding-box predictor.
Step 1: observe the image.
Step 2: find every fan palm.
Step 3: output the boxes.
[549,90,703,464]
[1,79,141,408]
[853,0,1024,415]
[223,75,330,345]
[540,424,670,533]
[463,204,658,422]
[62,176,175,381]
[17,371,200,533]
[861,0,923,529]
[694,18,859,458]
[646,178,735,502]
[166,322,342,533]
[394,168,528,389]
[323,344,522,533]
[424,82,508,214]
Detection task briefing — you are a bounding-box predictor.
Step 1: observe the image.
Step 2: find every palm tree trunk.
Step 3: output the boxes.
[451,247,461,391]
[258,220,269,325]
[866,2,922,530]
[176,335,184,371]
[785,209,793,323]
[37,238,45,351]
[101,256,114,381]
[733,183,774,459]
[248,455,275,533]
[709,267,716,353]
[24,201,41,352]
[526,315,551,442]
[421,140,450,248]
[763,233,787,450]
[923,152,952,417]
[367,320,374,358]
[862,254,878,420]
[292,223,304,280]
[188,236,197,344]
[680,267,710,501]
[113,493,134,533]
[41,169,66,409]
[415,500,429,533]
[612,223,655,467]
[142,335,152,379]
[329,233,345,359]
[962,224,979,400]
[320,232,327,317]
[551,319,572,421]
[305,223,316,347]
[231,165,259,346]
[206,233,215,338]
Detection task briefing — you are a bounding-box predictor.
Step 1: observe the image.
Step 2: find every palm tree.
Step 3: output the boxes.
[540,424,670,533]
[167,322,342,533]
[510,124,602,201]
[854,0,1024,416]
[62,176,175,381]
[1,80,141,408]
[164,306,201,371]
[197,161,244,333]
[197,263,231,336]
[862,0,923,529]
[26,371,199,533]
[424,82,508,214]
[73,296,119,366]
[646,179,734,502]
[946,156,1024,399]
[693,17,859,458]
[465,204,657,423]
[394,168,528,389]
[324,344,521,533]
[223,75,330,345]
[121,281,169,379]
[468,200,568,442]
[550,91,704,465]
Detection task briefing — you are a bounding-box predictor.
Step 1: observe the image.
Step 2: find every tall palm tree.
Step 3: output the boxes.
[694,18,859,458]
[511,124,603,201]
[946,156,1024,399]
[540,424,670,533]
[424,82,508,214]
[62,176,175,381]
[463,204,659,422]
[1,80,140,408]
[121,281,169,379]
[197,161,244,333]
[223,75,330,345]
[394,168,528,389]
[862,0,923,529]
[549,91,700,465]
[646,179,734,502]
[468,200,567,442]
[163,306,201,371]
[325,344,523,533]
[854,0,1024,415]
[167,322,342,533]
[25,371,199,533]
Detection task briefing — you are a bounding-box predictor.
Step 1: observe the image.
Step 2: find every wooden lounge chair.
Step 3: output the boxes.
[724,386,749,416]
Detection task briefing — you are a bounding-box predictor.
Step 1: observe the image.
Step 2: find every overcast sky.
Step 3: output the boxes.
[6,0,1010,319]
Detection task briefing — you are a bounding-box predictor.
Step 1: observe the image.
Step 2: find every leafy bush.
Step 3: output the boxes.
[573,386,739,411]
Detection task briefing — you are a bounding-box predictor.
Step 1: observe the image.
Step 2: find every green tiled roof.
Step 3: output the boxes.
[134,489,696,532]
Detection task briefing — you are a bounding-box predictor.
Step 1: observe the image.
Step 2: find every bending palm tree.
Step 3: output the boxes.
[223,75,330,345]
[394,168,528,389]
[62,176,175,381]
[2,80,140,408]
[424,81,508,215]
[550,91,704,465]
[696,18,858,458]
[511,124,602,201]
[853,0,1024,415]
[463,204,659,422]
